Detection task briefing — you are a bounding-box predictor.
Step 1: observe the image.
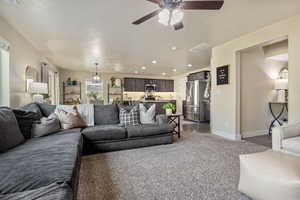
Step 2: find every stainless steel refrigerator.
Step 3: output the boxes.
[185,79,210,122]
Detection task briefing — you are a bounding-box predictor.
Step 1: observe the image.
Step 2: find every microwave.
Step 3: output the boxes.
[145,84,157,92]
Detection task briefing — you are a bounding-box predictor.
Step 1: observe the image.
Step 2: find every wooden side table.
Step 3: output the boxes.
[167,114,182,138]
[268,102,288,136]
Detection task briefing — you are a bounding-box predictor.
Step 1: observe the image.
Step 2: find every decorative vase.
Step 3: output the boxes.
[166,109,172,116]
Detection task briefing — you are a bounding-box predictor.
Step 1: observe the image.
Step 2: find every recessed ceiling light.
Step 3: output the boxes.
[187,64,193,67]
[162,72,166,76]
[173,69,177,72]
[171,46,177,51]
[152,60,157,64]
[134,70,139,74]
[141,66,147,70]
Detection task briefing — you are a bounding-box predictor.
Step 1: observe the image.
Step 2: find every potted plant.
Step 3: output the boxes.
[163,103,175,115]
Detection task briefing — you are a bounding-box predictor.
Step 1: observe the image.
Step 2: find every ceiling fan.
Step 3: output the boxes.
[132,0,224,30]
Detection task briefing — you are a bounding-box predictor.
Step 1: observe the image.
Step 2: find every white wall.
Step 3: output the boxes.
[211,14,300,140]
[0,16,58,107]
[240,46,287,138]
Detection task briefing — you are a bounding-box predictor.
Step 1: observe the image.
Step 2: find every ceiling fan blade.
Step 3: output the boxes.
[182,1,224,10]
[174,22,184,31]
[132,9,161,25]
[146,0,161,4]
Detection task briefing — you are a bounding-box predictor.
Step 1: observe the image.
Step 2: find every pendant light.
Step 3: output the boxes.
[93,63,100,81]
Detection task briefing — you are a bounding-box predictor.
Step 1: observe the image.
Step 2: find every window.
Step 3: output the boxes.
[86,80,104,104]
[0,39,10,106]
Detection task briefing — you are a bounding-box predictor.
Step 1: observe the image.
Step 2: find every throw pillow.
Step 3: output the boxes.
[119,105,139,126]
[31,113,61,138]
[37,103,56,117]
[13,109,41,139]
[19,103,43,119]
[56,106,86,129]
[0,107,25,152]
[139,103,156,124]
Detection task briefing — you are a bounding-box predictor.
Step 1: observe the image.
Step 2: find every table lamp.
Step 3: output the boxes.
[275,78,288,103]
[28,82,48,103]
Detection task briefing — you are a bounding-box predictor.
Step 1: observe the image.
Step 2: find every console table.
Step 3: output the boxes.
[167,114,182,138]
[268,102,288,136]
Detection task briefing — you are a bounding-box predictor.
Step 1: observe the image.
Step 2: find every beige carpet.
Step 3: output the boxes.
[78,131,268,200]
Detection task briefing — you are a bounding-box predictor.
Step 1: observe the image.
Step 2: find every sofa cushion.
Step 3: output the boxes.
[13,109,41,139]
[282,137,300,154]
[0,183,73,200]
[94,104,119,125]
[37,103,56,117]
[0,132,82,194]
[19,103,43,119]
[126,124,173,138]
[82,125,126,141]
[0,107,25,152]
[55,128,82,135]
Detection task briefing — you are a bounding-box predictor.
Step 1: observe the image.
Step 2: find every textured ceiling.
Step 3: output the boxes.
[0,0,299,76]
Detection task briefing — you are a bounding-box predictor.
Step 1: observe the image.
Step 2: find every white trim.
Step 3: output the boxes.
[212,129,241,141]
[242,130,268,138]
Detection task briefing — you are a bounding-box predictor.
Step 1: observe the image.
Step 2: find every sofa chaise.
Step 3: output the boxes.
[272,122,300,156]
[0,103,174,200]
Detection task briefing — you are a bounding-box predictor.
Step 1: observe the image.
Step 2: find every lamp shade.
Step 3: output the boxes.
[28,82,48,94]
[275,79,288,90]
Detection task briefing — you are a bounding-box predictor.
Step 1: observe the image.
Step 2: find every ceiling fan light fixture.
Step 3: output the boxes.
[158,9,170,26]
[170,9,184,26]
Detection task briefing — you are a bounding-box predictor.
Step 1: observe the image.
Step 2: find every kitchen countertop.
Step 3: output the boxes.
[123,100,176,103]
[140,100,176,103]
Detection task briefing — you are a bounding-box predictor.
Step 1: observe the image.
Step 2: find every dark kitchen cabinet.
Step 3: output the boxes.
[135,79,145,92]
[124,78,174,92]
[156,79,174,92]
[155,79,163,91]
[166,80,174,92]
[124,78,136,92]
[187,71,209,81]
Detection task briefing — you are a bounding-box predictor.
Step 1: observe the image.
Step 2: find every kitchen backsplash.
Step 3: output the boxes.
[123,92,176,101]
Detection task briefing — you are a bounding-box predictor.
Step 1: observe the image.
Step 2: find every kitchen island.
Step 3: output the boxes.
[123,100,176,115]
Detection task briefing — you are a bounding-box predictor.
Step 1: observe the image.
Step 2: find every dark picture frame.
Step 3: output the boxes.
[216,65,229,85]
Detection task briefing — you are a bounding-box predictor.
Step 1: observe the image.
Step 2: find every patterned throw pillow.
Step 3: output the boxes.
[119,105,139,126]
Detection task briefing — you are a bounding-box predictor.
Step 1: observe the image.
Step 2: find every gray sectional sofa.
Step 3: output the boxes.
[0,103,174,200]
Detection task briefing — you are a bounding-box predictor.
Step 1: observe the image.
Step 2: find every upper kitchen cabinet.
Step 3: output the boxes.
[135,78,145,92]
[124,78,136,91]
[124,78,174,92]
[187,71,210,81]
[165,80,174,92]
[157,79,174,92]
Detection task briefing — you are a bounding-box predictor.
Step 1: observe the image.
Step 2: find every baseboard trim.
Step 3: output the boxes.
[242,130,268,138]
[212,129,241,141]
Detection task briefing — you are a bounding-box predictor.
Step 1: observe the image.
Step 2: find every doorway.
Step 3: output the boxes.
[239,39,289,147]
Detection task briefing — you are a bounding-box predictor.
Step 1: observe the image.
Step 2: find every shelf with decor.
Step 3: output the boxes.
[107,78,123,104]
[63,81,81,105]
